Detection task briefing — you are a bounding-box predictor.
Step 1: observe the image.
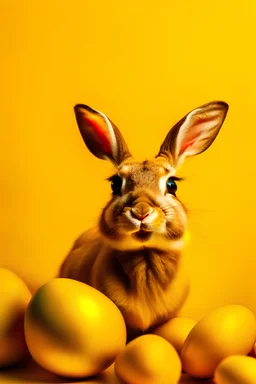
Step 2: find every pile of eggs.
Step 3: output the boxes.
[1,267,256,383]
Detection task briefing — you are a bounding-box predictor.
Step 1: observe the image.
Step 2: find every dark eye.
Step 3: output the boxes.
[111,175,122,195]
[166,178,177,195]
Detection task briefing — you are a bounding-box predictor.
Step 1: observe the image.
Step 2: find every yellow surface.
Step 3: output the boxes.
[0,360,214,384]
[1,0,256,320]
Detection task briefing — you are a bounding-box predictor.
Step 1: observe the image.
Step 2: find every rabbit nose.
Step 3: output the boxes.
[131,203,154,221]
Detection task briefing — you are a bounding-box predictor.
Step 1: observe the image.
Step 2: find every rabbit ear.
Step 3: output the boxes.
[157,101,229,168]
[74,104,132,165]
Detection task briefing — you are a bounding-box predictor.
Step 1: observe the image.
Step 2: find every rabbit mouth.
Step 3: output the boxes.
[132,229,152,242]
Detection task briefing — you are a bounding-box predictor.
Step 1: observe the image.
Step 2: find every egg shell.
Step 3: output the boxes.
[214,355,256,384]
[152,317,197,354]
[24,278,127,378]
[0,268,31,367]
[180,305,256,379]
[115,334,182,384]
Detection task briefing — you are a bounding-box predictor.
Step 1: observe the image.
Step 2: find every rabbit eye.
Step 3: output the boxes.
[111,175,122,195]
[166,177,177,195]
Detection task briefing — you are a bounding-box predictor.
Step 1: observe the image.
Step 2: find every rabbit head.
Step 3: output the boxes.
[74,101,228,252]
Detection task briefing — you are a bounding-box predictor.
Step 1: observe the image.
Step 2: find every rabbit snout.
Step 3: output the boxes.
[130,202,154,221]
[123,198,161,230]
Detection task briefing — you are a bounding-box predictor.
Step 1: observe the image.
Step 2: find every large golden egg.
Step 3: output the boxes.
[181,305,256,378]
[0,268,31,367]
[24,278,127,378]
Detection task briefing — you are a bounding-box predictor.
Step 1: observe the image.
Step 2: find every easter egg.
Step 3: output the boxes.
[24,278,126,378]
[0,268,31,367]
[214,355,256,384]
[115,334,182,384]
[180,305,256,378]
[152,317,197,354]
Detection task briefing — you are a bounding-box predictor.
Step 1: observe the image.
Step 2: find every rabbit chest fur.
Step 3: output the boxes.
[60,227,190,336]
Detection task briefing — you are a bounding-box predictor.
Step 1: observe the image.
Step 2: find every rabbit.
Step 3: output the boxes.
[59,101,228,340]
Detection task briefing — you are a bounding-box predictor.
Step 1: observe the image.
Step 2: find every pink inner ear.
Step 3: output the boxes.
[179,138,197,154]
[178,119,206,155]
[83,115,113,156]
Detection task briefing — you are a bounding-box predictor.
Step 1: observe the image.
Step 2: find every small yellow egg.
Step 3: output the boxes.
[214,355,256,384]
[0,268,31,367]
[24,278,126,378]
[180,305,256,379]
[115,334,182,384]
[152,317,197,354]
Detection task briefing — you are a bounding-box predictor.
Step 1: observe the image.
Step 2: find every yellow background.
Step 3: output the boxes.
[1,0,256,321]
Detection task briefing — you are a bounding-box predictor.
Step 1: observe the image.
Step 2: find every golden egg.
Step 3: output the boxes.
[214,355,256,384]
[115,334,182,384]
[181,305,256,378]
[152,317,197,354]
[0,268,31,367]
[24,278,126,378]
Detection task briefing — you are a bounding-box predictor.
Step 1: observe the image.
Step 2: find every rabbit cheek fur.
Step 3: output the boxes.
[59,101,229,337]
